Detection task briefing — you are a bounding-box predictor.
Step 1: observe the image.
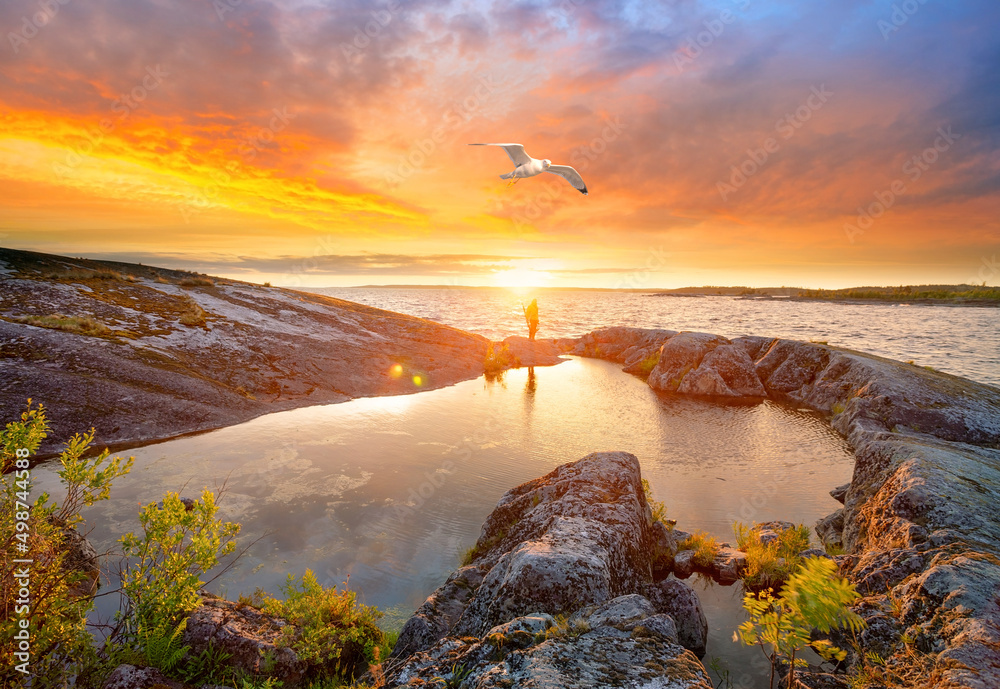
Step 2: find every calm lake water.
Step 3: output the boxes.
[34,357,853,687]
[313,288,1000,388]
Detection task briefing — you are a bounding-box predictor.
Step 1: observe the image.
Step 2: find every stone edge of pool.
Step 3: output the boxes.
[565,326,1000,689]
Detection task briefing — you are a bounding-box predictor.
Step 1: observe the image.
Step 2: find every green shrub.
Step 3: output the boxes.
[118,490,240,634]
[734,522,811,592]
[14,313,112,336]
[484,342,520,376]
[679,531,720,567]
[260,570,384,682]
[735,557,864,689]
[1,402,133,686]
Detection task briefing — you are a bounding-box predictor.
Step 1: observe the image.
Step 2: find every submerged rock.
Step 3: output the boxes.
[388,452,712,687]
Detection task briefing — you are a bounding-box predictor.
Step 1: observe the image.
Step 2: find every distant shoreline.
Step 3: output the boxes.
[648,293,1000,308]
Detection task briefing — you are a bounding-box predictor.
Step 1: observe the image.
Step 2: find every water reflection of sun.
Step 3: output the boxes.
[493,268,551,292]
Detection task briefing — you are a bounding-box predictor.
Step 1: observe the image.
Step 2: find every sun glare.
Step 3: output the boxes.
[493,268,552,290]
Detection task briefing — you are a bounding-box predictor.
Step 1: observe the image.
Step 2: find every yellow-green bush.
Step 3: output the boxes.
[679,531,720,567]
[734,522,811,591]
[1,402,133,686]
[260,570,385,683]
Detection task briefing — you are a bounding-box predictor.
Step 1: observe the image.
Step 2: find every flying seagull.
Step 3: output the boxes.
[469,143,588,195]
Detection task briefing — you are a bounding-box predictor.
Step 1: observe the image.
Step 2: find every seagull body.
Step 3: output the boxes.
[469,143,588,195]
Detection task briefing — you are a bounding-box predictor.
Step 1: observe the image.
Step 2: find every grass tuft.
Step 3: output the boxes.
[734,521,811,591]
[178,296,208,326]
[484,342,520,376]
[637,351,660,375]
[15,313,111,336]
[179,276,215,287]
[641,478,671,529]
[44,268,132,282]
[679,531,720,567]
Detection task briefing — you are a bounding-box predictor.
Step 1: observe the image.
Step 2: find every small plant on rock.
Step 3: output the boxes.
[679,531,720,567]
[260,570,385,683]
[641,478,671,529]
[484,342,519,377]
[734,522,811,592]
[735,557,865,689]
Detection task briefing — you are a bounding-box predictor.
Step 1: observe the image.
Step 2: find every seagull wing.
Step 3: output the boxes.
[546,165,588,195]
[468,143,532,166]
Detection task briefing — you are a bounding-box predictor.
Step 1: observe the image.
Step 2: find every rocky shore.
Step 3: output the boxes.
[0,248,555,456]
[570,326,1000,689]
[6,250,1000,687]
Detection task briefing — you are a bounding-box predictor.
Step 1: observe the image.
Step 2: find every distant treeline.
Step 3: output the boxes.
[796,285,1000,301]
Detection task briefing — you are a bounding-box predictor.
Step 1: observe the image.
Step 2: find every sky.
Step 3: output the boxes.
[0,0,998,289]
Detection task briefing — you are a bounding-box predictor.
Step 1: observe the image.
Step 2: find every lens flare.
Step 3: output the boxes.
[390,364,403,377]
[412,375,423,386]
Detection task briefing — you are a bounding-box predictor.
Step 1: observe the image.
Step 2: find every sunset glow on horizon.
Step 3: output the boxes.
[1,0,998,288]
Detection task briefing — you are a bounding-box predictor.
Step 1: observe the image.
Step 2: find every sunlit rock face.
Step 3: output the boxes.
[388,451,712,688]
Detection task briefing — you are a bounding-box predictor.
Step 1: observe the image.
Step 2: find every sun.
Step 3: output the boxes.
[493,268,552,290]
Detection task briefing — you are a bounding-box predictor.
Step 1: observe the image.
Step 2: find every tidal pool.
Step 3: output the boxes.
[32,356,854,687]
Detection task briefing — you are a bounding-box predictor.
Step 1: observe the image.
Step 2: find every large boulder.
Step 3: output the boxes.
[647,332,765,397]
[573,327,677,366]
[644,579,709,658]
[387,452,712,687]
